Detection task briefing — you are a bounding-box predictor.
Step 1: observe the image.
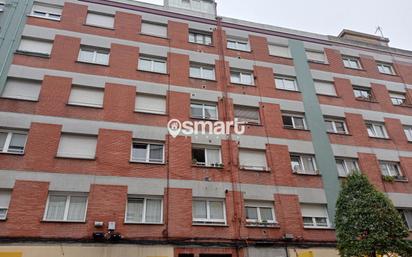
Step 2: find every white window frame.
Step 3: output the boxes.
[306,50,326,63]
[377,62,395,75]
[366,122,388,139]
[275,76,298,91]
[268,44,291,58]
[78,47,110,65]
[85,12,115,29]
[336,158,359,177]
[43,193,88,222]
[192,146,222,167]
[30,5,62,21]
[138,56,167,74]
[282,113,307,130]
[230,69,254,86]
[192,199,226,225]
[342,56,362,69]
[404,126,412,142]
[234,105,261,125]
[190,102,218,120]
[325,118,348,134]
[68,86,104,108]
[353,87,373,101]
[400,209,412,231]
[227,38,250,52]
[0,130,28,155]
[301,205,331,228]
[239,149,269,172]
[130,141,165,164]
[244,202,277,225]
[189,30,212,45]
[291,154,318,175]
[389,92,406,106]
[134,94,166,115]
[140,21,168,38]
[125,197,163,224]
[189,63,215,80]
[379,161,403,178]
[0,191,11,220]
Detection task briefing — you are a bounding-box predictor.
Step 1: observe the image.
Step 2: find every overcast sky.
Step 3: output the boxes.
[137,0,412,51]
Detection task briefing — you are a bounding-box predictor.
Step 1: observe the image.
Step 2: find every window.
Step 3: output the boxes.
[399,209,412,230]
[0,2,4,12]
[138,56,167,74]
[227,38,249,51]
[0,130,27,154]
[379,161,403,178]
[177,0,215,14]
[377,62,395,75]
[131,142,164,163]
[192,146,222,167]
[57,134,97,159]
[190,102,218,120]
[314,81,337,96]
[324,118,348,134]
[193,199,226,225]
[353,87,373,101]
[389,92,406,106]
[1,78,41,101]
[275,76,298,91]
[190,63,215,80]
[239,149,268,171]
[404,126,412,142]
[230,69,254,85]
[336,158,359,177]
[290,154,318,175]
[342,56,362,69]
[189,31,212,45]
[0,191,11,220]
[18,38,53,56]
[282,113,307,130]
[125,197,163,224]
[141,22,167,38]
[31,4,62,21]
[234,105,260,125]
[306,50,326,63]
[135,94,166,114]
[301,204,330,228]
[245,201,276,225]
[44,193,88,222]
[78,47,110,65]
[85,12,114,29]
[68,86,104,108]
[366,122,388,139]
[268,44,290,58]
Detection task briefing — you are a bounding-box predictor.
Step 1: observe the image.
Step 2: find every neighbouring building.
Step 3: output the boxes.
[0,0,411,257]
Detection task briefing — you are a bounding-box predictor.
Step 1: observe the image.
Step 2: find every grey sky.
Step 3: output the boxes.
[137,0,412,51]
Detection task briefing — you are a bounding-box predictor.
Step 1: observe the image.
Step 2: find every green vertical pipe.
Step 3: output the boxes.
[289,39,340,225]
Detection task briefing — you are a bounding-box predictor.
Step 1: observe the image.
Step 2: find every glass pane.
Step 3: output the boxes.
[193,200,207,219]
[203,67,215,80]
[127,198,143,222]
[139,58,152,71]
[95,52,109,65]
[388,164,400,176]
[260,207,274,222]
[145,199,162,223]
[149,144,163,163]
[204,35,212,45]
[315,217,328,227]
[190,66,201,78]
[284,79,296,91]
[0,208,7,219]
[204,105,217,119]
[0,132,7,151]
[375,125,385,138]
[366,124,375,137]
[303,217,314,226]
[241,73,253,84]
[282,116,293,127]
[291,156,301,172]
[46,195,67,220]
[79,49,94,62]
[346,160,358,173]
[191,104,203,118]
[188,33,195,43]
[67,196,87,221]
[293,117,305,129]
[209,201,224,220]
[227,41,236,49]
[336,159,347,177]
[192,148,206,165]
[245,207,258,220]
[132,143,148,162]
[206,149,220,166]
[8,133,27,153]
[275,78,285,89]
[325,121,334,133]
[237,42,248,51]
[335,121,346,133]
[302,156,315,172]
[230,72,241,83]
[153,61,166,73]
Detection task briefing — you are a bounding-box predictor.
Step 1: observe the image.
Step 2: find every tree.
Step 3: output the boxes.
[335,173,412,257]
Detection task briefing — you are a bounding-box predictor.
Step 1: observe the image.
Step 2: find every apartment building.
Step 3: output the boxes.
[0,0,411,257]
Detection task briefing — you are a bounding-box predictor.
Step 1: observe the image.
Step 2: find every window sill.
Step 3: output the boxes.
[189,76,217,82]
[378,72,398,77]
[275,88,301,93]
[188,42,215,48]
[230,82,255,87]
[283,127,310,132]
[368,136,391,141]
[269,54,293,60]
[0,96,39,102]
[308,60,328,65]
[137,69,169,75]
[316,93,340,98]
[0,152,25,156]
[192,164,224,169]
[84,23,115,30]
[192,222,228,227]
[67,103,103,109]
[227,48,251,53]
[240,166,271,172]
[15,50,50,58]
[27,15,61,22]
[190,117,219,122]
[76,60,109,67]
[134,110,167,116]
[41,220,86,224]
[129,160,165,165]
[0,218,7,222]
[395,103,412,109]
[139,32,168,39]
[292,171,320,176]
[303,226,334,230]
[344,67,365,71]
[245,223,280,228]
[355,97,378,103]
[55,155,96,160]
[124,222,164,225]
[239,122,262,127]
[327,132,352,136]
